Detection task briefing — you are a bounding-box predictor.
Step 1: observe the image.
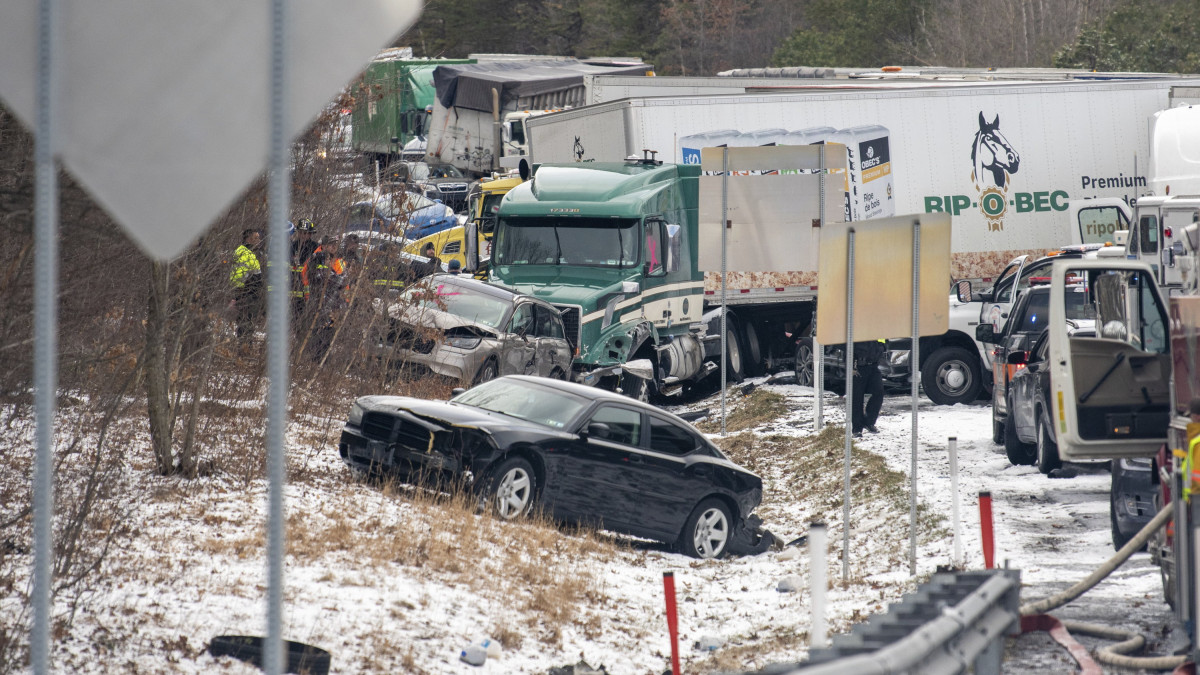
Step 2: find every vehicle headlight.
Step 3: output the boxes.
[347,401,365,426]
[446,335,482,349]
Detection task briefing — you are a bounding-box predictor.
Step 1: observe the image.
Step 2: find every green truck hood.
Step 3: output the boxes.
[491,266,634,312]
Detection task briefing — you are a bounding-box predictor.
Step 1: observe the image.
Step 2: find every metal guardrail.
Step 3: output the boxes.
[740,569,1021,675]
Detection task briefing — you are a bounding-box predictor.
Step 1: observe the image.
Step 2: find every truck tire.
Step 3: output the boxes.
[794,338,815,388]
[723,322,745,383]
[1035,414,1062,475]
[920,347,982,405]
[742,321,764,377]
[991,402,1005,445]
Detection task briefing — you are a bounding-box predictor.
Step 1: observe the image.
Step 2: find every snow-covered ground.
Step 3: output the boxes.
[1,376,1177,674]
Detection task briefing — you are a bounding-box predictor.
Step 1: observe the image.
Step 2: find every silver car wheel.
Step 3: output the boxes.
[494,465,532,519]
[692,507,730,559]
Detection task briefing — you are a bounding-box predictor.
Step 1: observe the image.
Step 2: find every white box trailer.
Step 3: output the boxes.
[581,68,1175,106]
[425,59,650,176]
[527,78,1200,281]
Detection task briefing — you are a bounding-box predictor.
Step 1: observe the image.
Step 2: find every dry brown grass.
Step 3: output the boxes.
[696,389,790,434]
[712,425,944,541]
[278,474,621,646]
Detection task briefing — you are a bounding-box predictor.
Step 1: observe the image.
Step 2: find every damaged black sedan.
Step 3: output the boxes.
[338,375,772,558]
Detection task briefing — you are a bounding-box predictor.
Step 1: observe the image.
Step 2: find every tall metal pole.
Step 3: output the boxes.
[909,221,921,577]
[720,148,729,436]
[842,229,855,582]
[265,0,290,672]
[815,146,825,431]
[32,0,59,671]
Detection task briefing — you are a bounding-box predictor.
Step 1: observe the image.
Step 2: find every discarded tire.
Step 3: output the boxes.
[208,635,331,675]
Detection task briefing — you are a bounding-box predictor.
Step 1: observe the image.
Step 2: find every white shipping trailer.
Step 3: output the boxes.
[527,78,1200,281]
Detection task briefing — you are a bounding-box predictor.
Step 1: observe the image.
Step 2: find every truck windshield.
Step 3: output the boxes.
[494,217,640,268]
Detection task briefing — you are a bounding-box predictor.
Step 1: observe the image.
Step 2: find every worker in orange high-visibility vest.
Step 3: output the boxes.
[301,235,348,360]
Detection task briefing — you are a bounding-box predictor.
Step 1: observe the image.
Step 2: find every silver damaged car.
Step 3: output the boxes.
[382,274,574,385]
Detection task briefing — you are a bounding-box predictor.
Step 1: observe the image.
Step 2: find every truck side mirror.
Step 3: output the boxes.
[956,279,973,303]
[1006,351,1027,365]
[975,324,996,344]
[665,224,682,273]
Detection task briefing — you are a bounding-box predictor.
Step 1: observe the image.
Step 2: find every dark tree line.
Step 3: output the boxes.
[400,0,1196,74]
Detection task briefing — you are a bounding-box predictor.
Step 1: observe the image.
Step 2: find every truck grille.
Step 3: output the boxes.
[554,304,582,354]
[361,412,395,441]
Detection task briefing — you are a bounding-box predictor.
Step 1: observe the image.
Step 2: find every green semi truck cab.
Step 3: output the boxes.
[489,155,716,396]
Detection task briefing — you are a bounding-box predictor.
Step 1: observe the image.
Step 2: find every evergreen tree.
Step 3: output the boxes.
[1054,0,1200,73]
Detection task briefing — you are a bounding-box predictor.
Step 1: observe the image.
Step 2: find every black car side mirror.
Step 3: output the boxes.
[1007,351,1027,365]
[583,421,611,440]
[975,324,996,344]
[451,387,466,397]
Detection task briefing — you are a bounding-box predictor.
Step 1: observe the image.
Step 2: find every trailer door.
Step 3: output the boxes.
[1048,259,1171,460]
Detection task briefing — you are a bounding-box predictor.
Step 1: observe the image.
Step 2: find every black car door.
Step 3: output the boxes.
[620,413,714,541]
[551,403,644,528]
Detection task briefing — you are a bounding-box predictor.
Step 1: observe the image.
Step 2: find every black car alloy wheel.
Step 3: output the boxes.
[488,456,535,520]
[681,498,732,559]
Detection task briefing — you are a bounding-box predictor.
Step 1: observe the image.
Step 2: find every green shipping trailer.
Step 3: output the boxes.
[351,50,474,165]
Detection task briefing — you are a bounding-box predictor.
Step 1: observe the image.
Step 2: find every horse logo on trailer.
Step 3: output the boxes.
[971,112,1020,231]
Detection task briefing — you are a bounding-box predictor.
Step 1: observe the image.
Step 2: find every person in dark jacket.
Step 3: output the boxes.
[415,242,442,278]
[852,339,887,435]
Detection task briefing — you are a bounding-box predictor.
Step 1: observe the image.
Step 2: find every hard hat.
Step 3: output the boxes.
[297,218,316,232]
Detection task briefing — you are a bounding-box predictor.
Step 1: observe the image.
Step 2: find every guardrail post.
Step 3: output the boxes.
[810,521,828,649]
[973,633,1004,675]
[949,436,962,567]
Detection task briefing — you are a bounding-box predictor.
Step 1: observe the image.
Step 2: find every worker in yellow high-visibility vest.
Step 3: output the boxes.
[229,228,263,343]
[1181,399,1200,502]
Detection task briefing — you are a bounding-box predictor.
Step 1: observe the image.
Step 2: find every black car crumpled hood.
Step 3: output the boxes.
[357,395,562,438]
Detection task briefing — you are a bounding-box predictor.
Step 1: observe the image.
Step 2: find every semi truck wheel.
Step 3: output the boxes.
[723,323,745,383]
[742,321,764,376]
[920,347,982,405]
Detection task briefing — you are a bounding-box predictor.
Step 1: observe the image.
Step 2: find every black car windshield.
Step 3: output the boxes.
[453,378,590,429]
[494,217,640,267]
[401,281,512,329]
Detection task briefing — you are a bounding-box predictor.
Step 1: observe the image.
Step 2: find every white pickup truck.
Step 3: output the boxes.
[881,198,1132,405]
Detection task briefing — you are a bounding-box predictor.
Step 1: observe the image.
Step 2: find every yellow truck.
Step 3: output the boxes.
[404,172,525,279]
